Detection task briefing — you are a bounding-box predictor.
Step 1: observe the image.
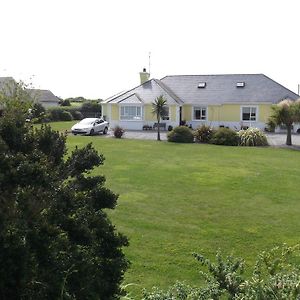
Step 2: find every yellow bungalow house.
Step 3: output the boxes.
[101,70,299,131]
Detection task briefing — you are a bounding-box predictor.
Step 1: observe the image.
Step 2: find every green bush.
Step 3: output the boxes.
[238,127,268,146]
[31,103,46,118]
[47,108,75,121]
[60,99,71,106]
[143,244,300,300]
[167,126,194,143]
[59,110,73,121]
[194,125,215,143]
[210,128,239,146]
[81,101,102,112]
[71,110,84,120]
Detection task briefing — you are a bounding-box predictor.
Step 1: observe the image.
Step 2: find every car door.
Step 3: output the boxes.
[93,120,101,133]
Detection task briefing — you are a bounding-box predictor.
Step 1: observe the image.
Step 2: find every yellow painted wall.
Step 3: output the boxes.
[258,104,272,122]
[208,106,220,122]
[111,104,119,120]
[170,105,177,122]
[182,105,192,121]
[219,105,240,122]
[145,105,156,121]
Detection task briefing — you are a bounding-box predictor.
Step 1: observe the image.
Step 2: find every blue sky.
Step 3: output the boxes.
[0,0,299,99]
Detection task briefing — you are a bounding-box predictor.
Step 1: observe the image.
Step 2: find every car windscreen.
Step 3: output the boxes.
[79,119,95,125]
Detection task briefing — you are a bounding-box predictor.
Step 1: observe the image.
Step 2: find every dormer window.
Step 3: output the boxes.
[198,82,206,88]
[236,82,245,88]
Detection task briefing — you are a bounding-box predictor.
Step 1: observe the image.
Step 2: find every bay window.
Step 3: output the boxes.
[120,106,142,120]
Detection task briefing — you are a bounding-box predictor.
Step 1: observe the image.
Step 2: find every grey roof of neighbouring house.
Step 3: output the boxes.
[0,77,17,93]
[0,77,60,105]
[104,74,299,106]
[27,89,60,104]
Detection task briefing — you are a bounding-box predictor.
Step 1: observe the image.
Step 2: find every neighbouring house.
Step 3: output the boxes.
[0,77,60,108]
[101,70,299,131]
[26,89,60,108]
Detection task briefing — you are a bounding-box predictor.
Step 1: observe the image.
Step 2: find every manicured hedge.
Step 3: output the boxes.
[167,126,194,143]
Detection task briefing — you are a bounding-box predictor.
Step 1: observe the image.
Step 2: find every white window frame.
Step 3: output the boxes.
[120,105,143,121]
[240,106,258,122]
[192,106,207,121]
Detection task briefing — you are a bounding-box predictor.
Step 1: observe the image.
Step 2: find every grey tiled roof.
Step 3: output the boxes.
[104,74,299,106]
[26,89,60,104]
[103,79,182,105]
[160,74,299,105]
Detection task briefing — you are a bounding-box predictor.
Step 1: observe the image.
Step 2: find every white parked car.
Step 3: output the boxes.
[71,118,109,135]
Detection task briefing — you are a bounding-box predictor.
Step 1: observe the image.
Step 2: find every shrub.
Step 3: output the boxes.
[194,125,215,143]
[113,126,125,138]
[59,110,73,121]
[71,110,84,120]
[81,101,102,112]
[31,102,46,118]
[143,244,300,300]
[167,126,194,143]
[60,99,71,106]
[210,128,239,146]
[238,127,268,146]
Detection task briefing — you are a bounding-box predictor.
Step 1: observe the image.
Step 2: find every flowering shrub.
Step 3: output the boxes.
[194,125,215,143]
[238,127,268,146]
[113,126,125,138]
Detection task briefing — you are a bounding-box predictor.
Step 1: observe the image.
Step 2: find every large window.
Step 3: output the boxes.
[120,106,142,120]
[193,107,207,120]
[242,106,257,121]
[161,107,170,121]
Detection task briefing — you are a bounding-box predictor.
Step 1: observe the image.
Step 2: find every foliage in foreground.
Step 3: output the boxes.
[143,244,300,300]
[167,126,194,143]
[238,127,268,146]
[0,99,129,299]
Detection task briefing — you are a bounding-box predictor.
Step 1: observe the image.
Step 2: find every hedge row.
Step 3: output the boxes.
[35,102,102,122]
[167,125,268,146]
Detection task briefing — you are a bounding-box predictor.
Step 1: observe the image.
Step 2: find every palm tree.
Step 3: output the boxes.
[268,99,300,145]
[152,95,168,141]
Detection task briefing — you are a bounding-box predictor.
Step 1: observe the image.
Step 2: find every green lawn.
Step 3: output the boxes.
[65,135,300,297]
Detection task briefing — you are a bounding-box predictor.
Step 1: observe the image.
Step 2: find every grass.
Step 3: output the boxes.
[65,134,300,298]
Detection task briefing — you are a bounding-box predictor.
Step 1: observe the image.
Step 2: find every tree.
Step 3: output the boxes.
[268,99,300,146]
[152,95,168,141]
[0,92,129,299]
[31,102,46,119]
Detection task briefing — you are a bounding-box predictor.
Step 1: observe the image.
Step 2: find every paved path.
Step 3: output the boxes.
[91,130,300,148]
[265,133,300,148]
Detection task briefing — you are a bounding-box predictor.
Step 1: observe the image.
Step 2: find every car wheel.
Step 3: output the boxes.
[103,127,108,135]
[73,133,77,136]
[90,129,94,135]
